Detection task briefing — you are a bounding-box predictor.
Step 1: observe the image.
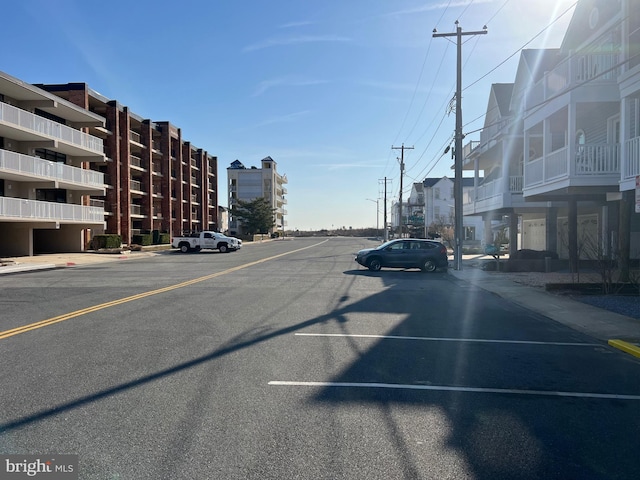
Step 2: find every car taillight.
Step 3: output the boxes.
[439,246,446,254]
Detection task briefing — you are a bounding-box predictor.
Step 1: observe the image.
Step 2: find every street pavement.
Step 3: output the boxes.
[1,247,639,358]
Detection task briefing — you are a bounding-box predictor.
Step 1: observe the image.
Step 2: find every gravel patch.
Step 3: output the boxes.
[486,270,640,320]
[572,295,640,319]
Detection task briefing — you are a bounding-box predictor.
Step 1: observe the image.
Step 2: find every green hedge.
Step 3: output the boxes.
[91,234,122,249]
[158,233,171,244]
[132,234,153,246]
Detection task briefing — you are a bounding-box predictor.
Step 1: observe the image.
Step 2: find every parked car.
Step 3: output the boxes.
[355,239,449,272]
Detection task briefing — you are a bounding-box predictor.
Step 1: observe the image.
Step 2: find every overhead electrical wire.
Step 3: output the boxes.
[404,0,580,187]
[383,0,455,179]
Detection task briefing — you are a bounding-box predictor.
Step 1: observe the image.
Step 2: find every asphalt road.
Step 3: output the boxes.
[1,237,639,479]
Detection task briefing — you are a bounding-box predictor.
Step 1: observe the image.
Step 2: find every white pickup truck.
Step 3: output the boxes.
[171,231,242,253]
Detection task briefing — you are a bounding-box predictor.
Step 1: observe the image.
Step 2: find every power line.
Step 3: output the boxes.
[464,1,577,92]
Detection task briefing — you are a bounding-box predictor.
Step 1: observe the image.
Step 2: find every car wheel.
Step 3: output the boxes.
[421,259,437,272]
[219,244,228,253]
[368,258,382,272]
[180,243,190,253]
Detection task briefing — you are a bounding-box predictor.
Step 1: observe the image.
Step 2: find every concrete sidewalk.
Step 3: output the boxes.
[448,261,640,358]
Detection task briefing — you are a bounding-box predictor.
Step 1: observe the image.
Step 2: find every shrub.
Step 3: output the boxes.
[132,234,153,246]
[509,249,558,260]
[91,234,122,250]
[158,233,171,244]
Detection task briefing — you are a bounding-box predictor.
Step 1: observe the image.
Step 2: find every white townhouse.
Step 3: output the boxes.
[227,156,287,236]
[0,71,106,257]
[463,0,640,274]
[402,176,485,244]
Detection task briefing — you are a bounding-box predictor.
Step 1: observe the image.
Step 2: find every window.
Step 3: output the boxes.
[35,149,67,163]
[386,242,405,251]
[36,188,67,203]
[434,188,440,199]
[464,226,476,241]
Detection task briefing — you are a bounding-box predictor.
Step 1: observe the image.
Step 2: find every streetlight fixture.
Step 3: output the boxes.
[366,198,380,239]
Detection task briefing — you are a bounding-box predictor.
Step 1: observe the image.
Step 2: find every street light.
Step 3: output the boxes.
[366,198,380,239]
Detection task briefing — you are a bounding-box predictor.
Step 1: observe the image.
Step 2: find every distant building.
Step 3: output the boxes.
[218,205,229,233]
[397,176,484,244]
[227,156,287,235]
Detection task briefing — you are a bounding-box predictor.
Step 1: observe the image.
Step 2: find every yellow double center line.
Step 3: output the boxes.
[0,240,327,340]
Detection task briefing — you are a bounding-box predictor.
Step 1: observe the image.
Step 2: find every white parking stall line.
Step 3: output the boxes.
[268,381,640,400]
[294,333,601,347]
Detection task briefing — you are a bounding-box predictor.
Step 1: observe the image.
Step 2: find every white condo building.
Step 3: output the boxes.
[227,156,287,235]
[0,71,106,256]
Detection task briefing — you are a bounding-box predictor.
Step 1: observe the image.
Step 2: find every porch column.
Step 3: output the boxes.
[618,191,632,282]
[502,142,510,193]
[474,157,479,202]
[484,215,493,245]
[546,207,558,253]
[568,199,578,273]
[508,212,518,254]
[567,104,577,177]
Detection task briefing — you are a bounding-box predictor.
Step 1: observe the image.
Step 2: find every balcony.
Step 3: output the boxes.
[526,51,620,114]
[129,130,143,145]
[130,180,145,193]
[0,149,105,193]
[463,176,525,215]
[130,204,143,216]
[0,197,104,224]
[0,102,105,159]
[523,143,620,196]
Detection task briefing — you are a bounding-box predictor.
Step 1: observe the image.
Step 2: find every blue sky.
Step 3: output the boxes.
[2,0,576,230]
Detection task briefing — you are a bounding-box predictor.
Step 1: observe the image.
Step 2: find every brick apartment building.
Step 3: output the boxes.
[0,71,218,257]
[37,83,219,245]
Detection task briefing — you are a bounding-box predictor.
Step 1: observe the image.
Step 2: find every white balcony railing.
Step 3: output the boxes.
[471,176,524,202]
[509,176,523,192]
[130,155,142,168]
[625,136,640,179]
[129,130,142,144]
[524,143,619,188]
[0,102,104,155]
[575,143,620,175]
[0,197,104,223]
[0,149,104,187]
[130,180,142,191]
[527,51,620,109]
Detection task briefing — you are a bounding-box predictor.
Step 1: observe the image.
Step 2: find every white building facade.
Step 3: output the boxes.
[0,71,106,256]
[463,0,640,269]
[227,156,287,235]
[394,176,484,244]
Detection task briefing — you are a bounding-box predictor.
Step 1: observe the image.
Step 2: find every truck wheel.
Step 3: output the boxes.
[180,243,190,253]
[219,244,228,253]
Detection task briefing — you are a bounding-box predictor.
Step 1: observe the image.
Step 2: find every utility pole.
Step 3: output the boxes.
[433,21,487,270]
[380,177,391,241]
[392,144,413,238]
